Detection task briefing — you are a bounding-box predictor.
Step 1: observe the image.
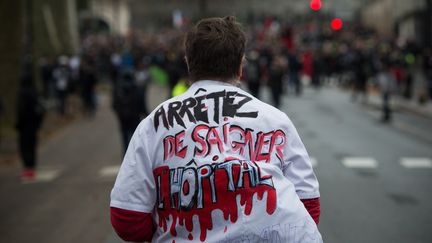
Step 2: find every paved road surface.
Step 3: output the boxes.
[0,84,431,243]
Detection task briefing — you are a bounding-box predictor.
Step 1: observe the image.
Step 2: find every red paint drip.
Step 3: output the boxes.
[153,163,277,242]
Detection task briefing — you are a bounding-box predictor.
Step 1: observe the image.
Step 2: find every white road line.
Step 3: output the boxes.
[400,158,432,169]
[310,157,318,168]
[99,165,120,178]
[342,157,378,169]
[22,168,61,184]
[36,169,61,182]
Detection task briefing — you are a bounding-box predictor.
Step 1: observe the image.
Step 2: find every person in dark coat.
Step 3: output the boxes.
[80,57,98,116]
[377,61,397,123]
[52,56,70,115]
[39,56,54,99]
[112,72,145,154]
[244,50,261,98]
[352,47,368,102]
[268,55,287,108]
[287,50,303,96]
[16,72,45,181]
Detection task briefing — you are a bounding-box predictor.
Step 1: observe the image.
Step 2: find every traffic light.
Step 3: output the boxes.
[310,0,322,11]
[331,18,343,30]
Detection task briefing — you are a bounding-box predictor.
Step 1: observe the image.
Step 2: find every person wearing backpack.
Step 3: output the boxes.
[112,71,144,154]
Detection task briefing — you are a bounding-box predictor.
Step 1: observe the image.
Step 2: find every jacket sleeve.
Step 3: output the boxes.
[110,118,157,240]
[300,198,321,224]
[281,115,320,200]
[110,118,157,212]
[110,207,154,242]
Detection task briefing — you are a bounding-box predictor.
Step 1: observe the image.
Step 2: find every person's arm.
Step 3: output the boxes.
[300,198,320,224]
[110,207,154,242]
[110,118,157,240]
[281,115,321,224]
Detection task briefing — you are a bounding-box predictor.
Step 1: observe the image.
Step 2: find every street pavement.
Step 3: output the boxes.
[279,87,432,243]
[0,84,431,243]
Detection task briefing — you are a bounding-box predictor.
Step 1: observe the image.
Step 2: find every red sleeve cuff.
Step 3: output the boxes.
[300,198,321,224]
[110,207,155,242]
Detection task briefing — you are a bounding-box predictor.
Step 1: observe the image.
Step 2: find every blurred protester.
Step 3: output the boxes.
[302,50,315,87]
[120,49,135,72]
[312,51,324,89]
[258,46,273,82]
[402,63,414,100]
[268,55,287,108]
[166,51,181,97]
[134,61,151,115]
[80,57,98,116]
[39,56,54,99]
[377,62,397,123]
[52,56,70,115]
[352,44,368,102]
[16,69,45,181]
[287,50,303,95]
[243,50,261,97]
[112,71,144,154]
[69,54,81,94]
[423,47,432,100]
[110,52,122,83]
[171,78,189,97]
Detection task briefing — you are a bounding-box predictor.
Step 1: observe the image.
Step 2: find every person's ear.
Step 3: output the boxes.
[184,56,190,72]
[238,55,245,79]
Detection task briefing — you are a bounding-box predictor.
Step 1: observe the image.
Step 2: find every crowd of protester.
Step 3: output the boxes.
[15,16,432,180]
[237,16,432,123]
[33,17,432,118]
[245,17,431,105]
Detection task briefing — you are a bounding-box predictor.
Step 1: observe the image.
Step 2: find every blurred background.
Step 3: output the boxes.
[0,0,431,242]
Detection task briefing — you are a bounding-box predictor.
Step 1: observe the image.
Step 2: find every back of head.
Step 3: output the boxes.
[185,16,246,82]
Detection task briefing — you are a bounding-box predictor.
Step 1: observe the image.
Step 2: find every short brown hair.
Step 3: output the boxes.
[185,16,246,82]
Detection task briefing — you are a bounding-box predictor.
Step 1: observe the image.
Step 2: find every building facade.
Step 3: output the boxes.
[361,0,432,47]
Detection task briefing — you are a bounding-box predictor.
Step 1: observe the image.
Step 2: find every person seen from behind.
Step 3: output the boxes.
[377,61,397,123]
[110,16,322,243]
[52,56,70,115]
[16,68,45,181]
[112,71,146,154]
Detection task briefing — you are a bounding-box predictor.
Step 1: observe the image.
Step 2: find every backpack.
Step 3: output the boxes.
[113,82,140,120]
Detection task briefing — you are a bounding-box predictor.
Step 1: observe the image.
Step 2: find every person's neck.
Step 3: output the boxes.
[191,77,240,86]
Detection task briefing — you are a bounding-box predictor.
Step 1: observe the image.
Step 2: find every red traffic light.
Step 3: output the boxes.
[310,0,322,11]
[331,18,343,30]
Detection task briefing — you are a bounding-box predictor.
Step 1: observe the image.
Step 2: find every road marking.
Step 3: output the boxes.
[99,165,120,178]
[22,168,61,184]
[310,157,318,168]
[400,158,432,169]
[37,169,61,181]
[342,157,377,169]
